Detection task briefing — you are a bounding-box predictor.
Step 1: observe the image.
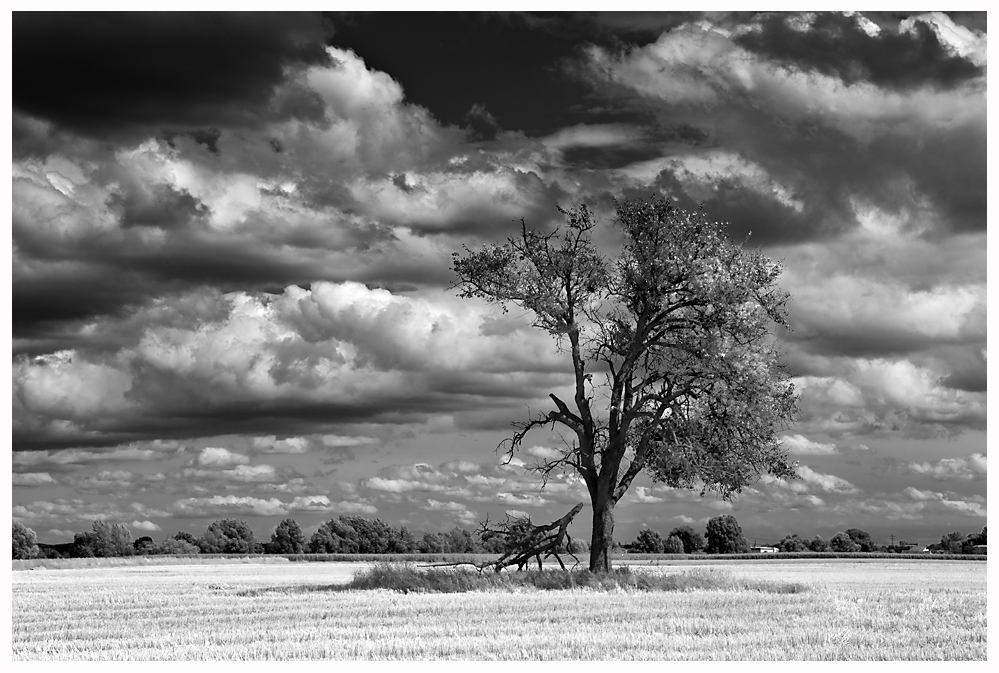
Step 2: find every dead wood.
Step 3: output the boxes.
[421,502,584,573]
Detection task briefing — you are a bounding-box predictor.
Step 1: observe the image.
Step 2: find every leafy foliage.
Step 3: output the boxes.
[705,515,750,554]
[829,532,861,552]
[632,528,667,553]
[269,518,306,554]
[664,534,685,554]
[157,538,200,555]
[73,521,134,558]
[199,518,255,554]
[453,196,797,570]
[808,536,830,552]
[667,525,705,553]
[13,521,39,560]
[778,534,808,552]
[844,528,874,553]
[133,536,158,555]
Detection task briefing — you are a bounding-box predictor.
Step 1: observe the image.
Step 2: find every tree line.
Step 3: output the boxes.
[11,515,589,560]
[12,514,987,560]
[624,514,987,555]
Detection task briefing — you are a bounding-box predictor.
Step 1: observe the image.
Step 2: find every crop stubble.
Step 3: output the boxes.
[11,559,986,660]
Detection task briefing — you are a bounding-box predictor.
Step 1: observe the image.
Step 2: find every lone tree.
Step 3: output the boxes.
[453,196,797,572]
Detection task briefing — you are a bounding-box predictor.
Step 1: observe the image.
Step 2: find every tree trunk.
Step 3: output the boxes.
[588,490,616,573]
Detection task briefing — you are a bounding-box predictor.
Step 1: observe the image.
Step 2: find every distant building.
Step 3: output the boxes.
[902,545,927,553]
[751,546,779,553]
[973,544,986,555]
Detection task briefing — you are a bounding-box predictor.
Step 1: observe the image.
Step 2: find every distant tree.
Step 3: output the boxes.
[309,517,359,553]
[389,525,417,553]
[829,532,860,552]
[418,531,449,554]
[632,528,667,553]
[844,528,874,553]
[705,515,749,554]
[664,534,685,554]
[566,537,589,554]
[667,525,705,553]
[173,531,198,545]
[38,545,66,559]
[478,514,534,555]
[342,517,396,554]
[13,521,39,560]
[777,534,808,552]
[87,521,134,557]
[133,536,158,555]
[72,532,97,557]
[961,527,987,554]
[269,518,306,554]
[453,197,798,571]
[933,531,967,554]
[157,538,200,555]
[448,527,478,553]
[198,518,255,554]
[808,535,829,552]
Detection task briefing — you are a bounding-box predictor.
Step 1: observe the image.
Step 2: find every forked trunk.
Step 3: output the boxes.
[588,492,616,573]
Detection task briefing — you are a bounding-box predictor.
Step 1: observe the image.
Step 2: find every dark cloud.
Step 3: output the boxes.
[735,12,983,91]
[108,183,208,230]
[13,12,332,140]
[464,103,501,142]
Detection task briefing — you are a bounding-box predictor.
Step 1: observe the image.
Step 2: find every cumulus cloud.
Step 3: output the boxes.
[12,472,57,487]
[195,447,251,468]
[169,494,337,518]
[796,466,860,494]
[903,453,986,481]
[781,434,838,456]
[130,520,161,532]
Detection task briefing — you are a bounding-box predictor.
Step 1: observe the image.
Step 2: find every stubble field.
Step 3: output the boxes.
[11,558,986,660]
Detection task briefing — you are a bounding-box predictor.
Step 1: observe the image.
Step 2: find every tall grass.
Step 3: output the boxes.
[339,563,808,594]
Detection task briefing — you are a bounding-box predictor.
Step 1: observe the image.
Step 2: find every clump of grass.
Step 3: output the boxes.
[343,563,808,594]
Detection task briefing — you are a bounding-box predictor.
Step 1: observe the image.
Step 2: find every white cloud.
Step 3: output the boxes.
[629,486,665,504]
[797,466,860,494]
[195,447,250,467]
[170,495,289,517]
[524,445,563,461]
[781,434,838,456]
[130,520,161,532]
[905,453,986,481]
[13,472,57,486]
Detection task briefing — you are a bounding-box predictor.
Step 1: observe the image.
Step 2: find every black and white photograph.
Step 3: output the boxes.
[11,8,988,660]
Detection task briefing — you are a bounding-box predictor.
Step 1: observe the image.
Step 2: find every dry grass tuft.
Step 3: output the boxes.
[341,563,809,594]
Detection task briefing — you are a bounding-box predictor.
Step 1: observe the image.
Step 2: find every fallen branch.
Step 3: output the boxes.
[421,502,584,573]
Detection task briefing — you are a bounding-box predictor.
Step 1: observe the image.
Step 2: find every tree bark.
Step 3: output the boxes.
[588,489,616,573]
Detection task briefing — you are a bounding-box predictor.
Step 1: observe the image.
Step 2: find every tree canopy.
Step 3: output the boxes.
[199,518,255,554]
[453,196,797,571]
[13,521,38,560]
[705,514,750,554]
[269,518,306,554]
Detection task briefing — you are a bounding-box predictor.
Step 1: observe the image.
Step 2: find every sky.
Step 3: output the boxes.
[10,10,988,548]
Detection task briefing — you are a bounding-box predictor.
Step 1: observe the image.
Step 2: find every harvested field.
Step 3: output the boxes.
[11,558,986,660]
